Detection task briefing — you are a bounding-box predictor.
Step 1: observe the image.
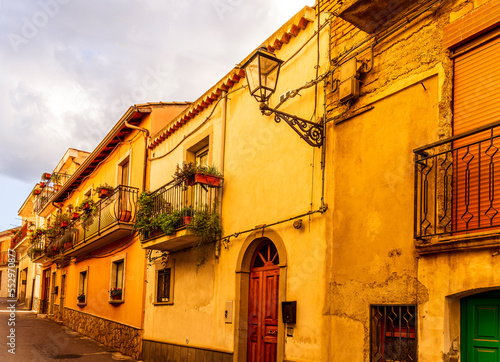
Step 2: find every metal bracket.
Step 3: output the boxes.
[260,103,324,148]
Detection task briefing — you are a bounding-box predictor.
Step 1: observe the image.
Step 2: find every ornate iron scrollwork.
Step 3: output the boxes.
[260,103,324,148]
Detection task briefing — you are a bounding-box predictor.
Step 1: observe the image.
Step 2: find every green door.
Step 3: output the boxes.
[462,293,500,361]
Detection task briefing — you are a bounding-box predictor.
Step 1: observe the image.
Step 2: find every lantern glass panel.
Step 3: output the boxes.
[245,56,261,97]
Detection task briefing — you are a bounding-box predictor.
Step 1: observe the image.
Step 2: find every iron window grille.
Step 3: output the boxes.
[370,305,417,361]
[157,268,171,303]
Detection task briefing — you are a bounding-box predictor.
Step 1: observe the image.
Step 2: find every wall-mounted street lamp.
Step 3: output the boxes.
[242,48,324,148]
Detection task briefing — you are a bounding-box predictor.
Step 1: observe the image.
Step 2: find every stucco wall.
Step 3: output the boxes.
[143,10,330,362]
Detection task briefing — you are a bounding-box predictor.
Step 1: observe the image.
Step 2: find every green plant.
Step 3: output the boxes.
[110,288,122,298]
[95,183,113,197]
[134,191,157,234]
[157,210,182,235]
[77,294,85,302]
[77,198,95,212]
[51,173,61,184]
[42,172,51,180]
[173,162,197,184]
[181,206,194,217]
[187,202,223,268]
[196,165,222,176]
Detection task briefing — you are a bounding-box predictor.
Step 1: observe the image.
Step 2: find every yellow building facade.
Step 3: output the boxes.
[26,104,187,359]
[320,0,500,361]
[140,6,332,362]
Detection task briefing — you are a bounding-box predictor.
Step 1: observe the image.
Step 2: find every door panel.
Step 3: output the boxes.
[465,298,500,361]
[474,348,497,362]
[248,240,280,362]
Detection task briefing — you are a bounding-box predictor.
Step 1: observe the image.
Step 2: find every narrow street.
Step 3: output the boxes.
[0,298,135,361]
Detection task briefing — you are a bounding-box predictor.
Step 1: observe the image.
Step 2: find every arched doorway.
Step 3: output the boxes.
[461,290,500,360]
[248,239,280,362]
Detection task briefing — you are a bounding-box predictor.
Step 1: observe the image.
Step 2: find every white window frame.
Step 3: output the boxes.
[109,253,126,303]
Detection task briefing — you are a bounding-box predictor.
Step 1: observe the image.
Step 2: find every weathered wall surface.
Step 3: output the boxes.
[143,9,331,362]
[321,0,500,361]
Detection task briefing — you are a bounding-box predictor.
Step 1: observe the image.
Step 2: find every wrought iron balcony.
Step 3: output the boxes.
[33,172,71,214]
[10,222,28,249]
[415,121,500,239]
[27,236,47,263]
[140,178,222,251]
[60,185,139,257]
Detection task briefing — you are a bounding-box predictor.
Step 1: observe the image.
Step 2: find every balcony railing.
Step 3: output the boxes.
[34,172,71,214]
[140,179,222,242]
[28,185,139,261]
[68,185,138,249]
[414,121,500,238]
[10,223,28,249]
[27,236,46,261]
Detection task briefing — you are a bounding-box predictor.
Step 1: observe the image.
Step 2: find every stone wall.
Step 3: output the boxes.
[142,340,232,362]
[64,307,142,359]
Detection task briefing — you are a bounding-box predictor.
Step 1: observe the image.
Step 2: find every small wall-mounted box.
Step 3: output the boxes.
[339,57,358,82]
[339,77,360,103]
[339,57,360,103]
[282,301,297,324]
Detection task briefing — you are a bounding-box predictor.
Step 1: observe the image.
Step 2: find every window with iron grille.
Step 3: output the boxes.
[370,305,417,361]
[157,268,171,303]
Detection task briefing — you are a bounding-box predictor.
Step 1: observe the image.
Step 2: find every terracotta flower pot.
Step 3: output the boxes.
[194,173,221,187]
[98,189,110,198]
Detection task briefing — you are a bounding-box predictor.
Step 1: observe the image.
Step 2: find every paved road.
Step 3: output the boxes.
[0,298,135,361]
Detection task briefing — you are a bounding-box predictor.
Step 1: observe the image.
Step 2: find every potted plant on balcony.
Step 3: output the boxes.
[78,199,97,230]
[77,294,85,303]
[78,198,94,212]
[157,210,182,235]
[194,165,223,187]
[110,288,122,300]
[56,214,70,229]
[51,173,62,190]
[42,172,51,181]
[181,206,194,225]
[187,202,223,268]
[173,162,198,186]
[135,191,158,237]
[96,184,113,199]
[32,189,41,196]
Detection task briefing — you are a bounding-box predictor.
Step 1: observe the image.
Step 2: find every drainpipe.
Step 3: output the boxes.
[124,120,150,192]
[216,91,228,258]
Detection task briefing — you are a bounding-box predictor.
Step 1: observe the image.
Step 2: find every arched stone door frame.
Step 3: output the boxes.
[233,228,288,362]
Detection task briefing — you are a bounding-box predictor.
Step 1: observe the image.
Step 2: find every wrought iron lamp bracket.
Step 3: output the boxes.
[259,103,324,148]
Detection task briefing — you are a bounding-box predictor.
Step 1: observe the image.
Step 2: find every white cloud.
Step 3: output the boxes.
[0,0,313,229]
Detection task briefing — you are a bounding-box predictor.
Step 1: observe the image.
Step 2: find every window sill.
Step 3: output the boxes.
[415,229,500,255]
[77,302,86,307]
[153,301,173,306]
[108,300,124,305]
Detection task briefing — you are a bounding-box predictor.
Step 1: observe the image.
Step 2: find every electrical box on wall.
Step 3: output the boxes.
[339,57,360,103]
[339,58,358,82]
[339,77,360,103]
[282,301,297,324]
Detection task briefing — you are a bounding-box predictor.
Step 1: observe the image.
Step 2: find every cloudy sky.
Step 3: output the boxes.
[0,0,313,231]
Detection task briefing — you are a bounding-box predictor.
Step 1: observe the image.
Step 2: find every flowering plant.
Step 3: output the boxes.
[110,288,122,298]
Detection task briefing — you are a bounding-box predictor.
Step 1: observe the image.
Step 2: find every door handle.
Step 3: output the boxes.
[268,330,278,335]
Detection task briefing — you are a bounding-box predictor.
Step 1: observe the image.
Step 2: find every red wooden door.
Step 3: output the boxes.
[248,240,279,362]
[41,269,51,314]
